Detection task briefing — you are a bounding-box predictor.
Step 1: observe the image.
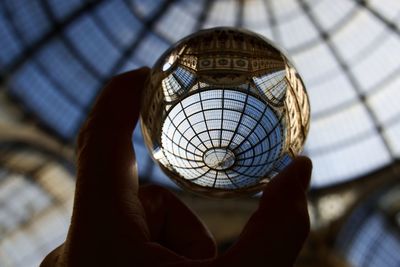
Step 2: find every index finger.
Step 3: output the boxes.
[71,67,151,238]
[76,67,149,190]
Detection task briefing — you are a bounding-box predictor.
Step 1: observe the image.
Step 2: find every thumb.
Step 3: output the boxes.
[219,156,312,267]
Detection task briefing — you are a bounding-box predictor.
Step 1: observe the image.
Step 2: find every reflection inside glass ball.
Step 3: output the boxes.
[140,27,310,197]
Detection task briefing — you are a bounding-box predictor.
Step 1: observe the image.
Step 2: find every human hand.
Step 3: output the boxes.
[41,67,312,267]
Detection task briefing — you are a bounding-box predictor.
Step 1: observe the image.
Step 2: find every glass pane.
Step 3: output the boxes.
[309,134,390,187]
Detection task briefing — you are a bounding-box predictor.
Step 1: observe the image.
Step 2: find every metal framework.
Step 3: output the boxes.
[0,0,400,266]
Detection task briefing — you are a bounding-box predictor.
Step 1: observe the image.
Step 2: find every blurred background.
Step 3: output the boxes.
[0,0,400,266]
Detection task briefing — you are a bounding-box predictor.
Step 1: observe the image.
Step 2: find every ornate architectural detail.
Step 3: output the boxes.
[141,28,310,197]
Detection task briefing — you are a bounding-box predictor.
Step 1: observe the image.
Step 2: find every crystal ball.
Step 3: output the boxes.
[140,27,310,197]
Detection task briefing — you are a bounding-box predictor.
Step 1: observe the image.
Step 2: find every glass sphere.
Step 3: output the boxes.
[140,27,310,197]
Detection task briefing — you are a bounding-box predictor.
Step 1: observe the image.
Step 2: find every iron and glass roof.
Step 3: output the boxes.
[2,0,399,188]
[1,1,400,266]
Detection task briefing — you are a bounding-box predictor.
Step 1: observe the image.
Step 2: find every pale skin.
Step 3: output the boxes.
[40,67,312,267]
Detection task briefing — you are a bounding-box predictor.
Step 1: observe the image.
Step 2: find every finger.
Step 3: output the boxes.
[40,244,64,267]
[76,67,150,196]
[139,185,217,260]
[67,68,151,249]
[219,156,312,267]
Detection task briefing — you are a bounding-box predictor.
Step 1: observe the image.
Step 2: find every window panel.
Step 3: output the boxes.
[132,33,169,66]
[307,102,375,152]
[367,75,400,124]
[291,41,340,84]
[369,0,400,21]
[4,0,50,44]
[66,15,121,76]
[331,9,386,63]
[351,33,400,92]
[310,0,357,31]
[202,0,238,28]
[35,39,100,107]
[10,62,82,138]
[271,0,301,19]
[0,13,23,68]
[347,214,385,267]
[174,67,195,88]
[243,0,269,28]
[179,0,204,15]
[369,232,400,266]
[96,1,143,48]
[344,213,400,267]
[154,2,198,42]
[307,73,358,115]
[47,0,82,21]
[132,0,165,20]
[309,134,391,187]
[278,12,319,50]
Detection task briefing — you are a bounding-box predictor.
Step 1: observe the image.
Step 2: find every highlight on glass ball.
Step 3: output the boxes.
[140,27,310,198]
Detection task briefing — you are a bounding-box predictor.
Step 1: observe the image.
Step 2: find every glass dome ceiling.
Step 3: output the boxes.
[1,0,400,188]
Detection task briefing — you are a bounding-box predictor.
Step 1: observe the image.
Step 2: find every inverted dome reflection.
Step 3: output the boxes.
[141,27,310,197]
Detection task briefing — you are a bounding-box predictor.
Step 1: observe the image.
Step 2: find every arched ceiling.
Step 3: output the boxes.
[0,0,400,188]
